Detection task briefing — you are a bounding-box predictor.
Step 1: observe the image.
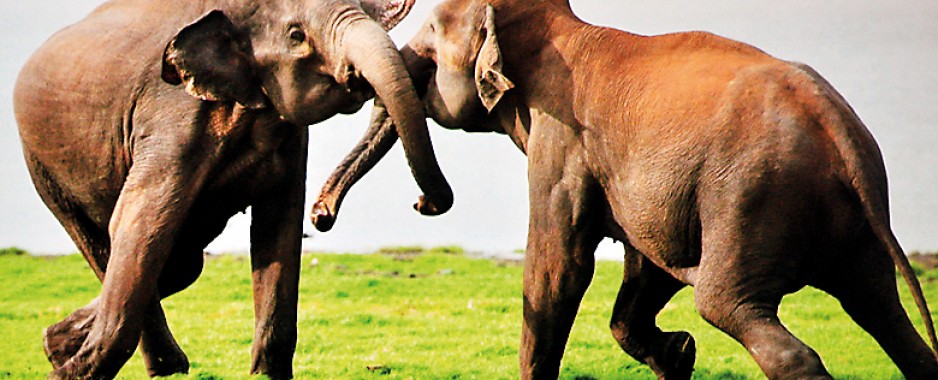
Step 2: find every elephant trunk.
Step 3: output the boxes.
[311,19,452,231]
[312,101,398,231]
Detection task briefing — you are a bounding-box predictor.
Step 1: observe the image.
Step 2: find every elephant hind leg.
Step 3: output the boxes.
[694,227,831,379]
[695,282,830,380]
[610,246,693,379]
[815,240,938,380]
[26,154,111,278]
[31,179,109,369]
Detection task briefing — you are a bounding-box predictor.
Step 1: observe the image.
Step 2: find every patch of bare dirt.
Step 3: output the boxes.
[909,252,938,270]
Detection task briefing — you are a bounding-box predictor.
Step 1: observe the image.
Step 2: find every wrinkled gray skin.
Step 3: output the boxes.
[315,0,938,379]
[13,0,453,378]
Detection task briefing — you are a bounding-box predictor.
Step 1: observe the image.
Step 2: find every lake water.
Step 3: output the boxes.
[1,1,936,259]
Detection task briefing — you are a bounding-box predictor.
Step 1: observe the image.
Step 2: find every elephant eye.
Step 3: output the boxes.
[286,26,314,57]
[288,28,307,44]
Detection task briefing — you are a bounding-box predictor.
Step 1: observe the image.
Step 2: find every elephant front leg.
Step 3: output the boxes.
[139,302,190,377]
[519,132,603,379]
[249,135,307,379]
[249,193,303,378]
[139,241,208,376]
[610,248,693,380]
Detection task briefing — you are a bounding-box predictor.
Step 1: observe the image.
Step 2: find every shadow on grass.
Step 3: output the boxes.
[691,368,753,379]
[563,367,753,380]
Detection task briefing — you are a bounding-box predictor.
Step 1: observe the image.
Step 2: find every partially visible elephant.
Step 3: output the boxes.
[312,0,938,379]
[13,0,453,378]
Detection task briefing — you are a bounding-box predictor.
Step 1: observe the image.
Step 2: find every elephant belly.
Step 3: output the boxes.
[176,198,250,253]
[603,170,703,283]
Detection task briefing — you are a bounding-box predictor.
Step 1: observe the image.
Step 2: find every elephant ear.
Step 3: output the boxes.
[161,10,266,110]
[360,0,415,30]
[474,5,514,113]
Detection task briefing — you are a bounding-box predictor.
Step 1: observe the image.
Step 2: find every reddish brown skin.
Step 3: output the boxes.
[317,0,938,379]
[12,0,452,378]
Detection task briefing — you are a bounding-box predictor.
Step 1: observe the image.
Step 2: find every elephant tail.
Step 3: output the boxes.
[804,62,938,358]
[857,178,938,360]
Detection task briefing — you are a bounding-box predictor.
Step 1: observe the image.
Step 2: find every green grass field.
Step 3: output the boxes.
[1,248,936,379]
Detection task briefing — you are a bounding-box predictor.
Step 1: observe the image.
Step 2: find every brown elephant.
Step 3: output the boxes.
[13,0,453,378]
[312,0,938,379]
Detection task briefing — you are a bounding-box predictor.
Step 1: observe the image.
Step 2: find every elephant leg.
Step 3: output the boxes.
[610,246,692,380]
[49,159,207,379]
[138,302,190,377]
[46,298,192,378]
[36,204,110,369]
[44,250,199,377]
[29,157,111,367]
[520,220,601,379]
[519,130,603,379]
[138,244,205,377]
[694,226,831,379]
[695,280,829,379]
[248,130,307,379]
[32,157,194,377]
[815,237,938,379]
[44,298,100,369]
[39,208,197,376]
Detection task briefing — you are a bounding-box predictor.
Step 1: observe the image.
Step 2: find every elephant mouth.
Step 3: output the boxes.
[339,74,376,114]
[338,99,366,114]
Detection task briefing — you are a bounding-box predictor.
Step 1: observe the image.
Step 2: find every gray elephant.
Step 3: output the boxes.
[313,0,938,379]
[13,0,453,378]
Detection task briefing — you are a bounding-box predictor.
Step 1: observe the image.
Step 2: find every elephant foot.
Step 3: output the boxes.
[142,340,189,377]
[43,304,96,369]
[47,359,93,380]
[645,331,696,380]
[144,356,189,377]
[47,354,119,380]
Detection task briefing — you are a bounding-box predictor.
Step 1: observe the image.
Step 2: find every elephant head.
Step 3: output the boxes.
[161,0,453,216]
[403,1,514,127]
[312,0,510,231]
